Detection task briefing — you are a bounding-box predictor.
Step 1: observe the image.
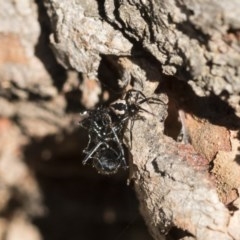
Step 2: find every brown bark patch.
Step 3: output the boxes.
[185,114,231,161]
[212,151,240,204]
[0,33,28,65]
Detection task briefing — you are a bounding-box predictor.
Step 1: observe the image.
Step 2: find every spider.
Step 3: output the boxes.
[110,89,163,147]
[83,140,126,175]
[80,89,163,175]
[80,106,127,174]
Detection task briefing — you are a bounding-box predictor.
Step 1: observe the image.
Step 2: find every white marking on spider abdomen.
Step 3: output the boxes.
[110,100,128,116]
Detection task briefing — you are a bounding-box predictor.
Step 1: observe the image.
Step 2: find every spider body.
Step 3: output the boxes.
[91,140,124,174]
[80,89,162,175]
[110,89,155,121]
[80,106,127,175]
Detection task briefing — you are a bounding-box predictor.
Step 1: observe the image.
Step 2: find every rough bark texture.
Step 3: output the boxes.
[1,0,240,240]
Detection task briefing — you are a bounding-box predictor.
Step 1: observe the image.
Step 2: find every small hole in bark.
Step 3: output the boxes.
[167,226,194,239]
[235,155,240,165]
[98,55,122,92]
[227,200,239,212]
[65,88,82,113]
[151,158,167,177]
[163,100,182,141]
[151,158,160,173]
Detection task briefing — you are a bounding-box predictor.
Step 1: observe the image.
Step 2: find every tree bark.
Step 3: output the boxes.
[0,0,240,239]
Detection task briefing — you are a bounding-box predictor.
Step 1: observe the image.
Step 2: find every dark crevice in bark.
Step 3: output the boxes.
[35,0,67,91]
[174,1,210,45]
[158,76,240,130]
[167,226,195,240]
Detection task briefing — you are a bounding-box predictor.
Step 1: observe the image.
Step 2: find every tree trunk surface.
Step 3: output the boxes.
[0,0,240,240]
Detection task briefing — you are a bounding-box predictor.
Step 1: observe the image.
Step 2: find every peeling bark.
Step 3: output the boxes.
[1,0,240,239]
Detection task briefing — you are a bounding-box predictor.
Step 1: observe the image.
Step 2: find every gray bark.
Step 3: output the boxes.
[0,0,240,239]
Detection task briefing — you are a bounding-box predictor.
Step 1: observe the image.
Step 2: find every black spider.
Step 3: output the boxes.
[110,89,163,146]
[84,140,125,175]
[80,106,127,174]
[80,89,163,175]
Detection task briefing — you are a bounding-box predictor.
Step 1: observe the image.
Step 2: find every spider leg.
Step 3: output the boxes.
[138,105,154,115]
[127,90,164,113]
[82,141,105,165]
[110,127,127,167]
[83,132,94,154]
[129,118,135,149]
[139,96,164,105]
[126,89,144,97]
[126,89,147,103]
[137,97,164,118]
[127,89,163,105]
